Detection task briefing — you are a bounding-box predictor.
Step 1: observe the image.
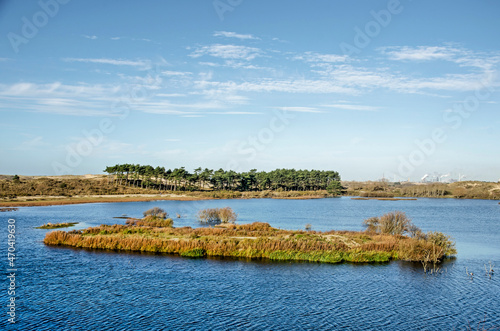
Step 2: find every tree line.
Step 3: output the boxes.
[103,164,341,192]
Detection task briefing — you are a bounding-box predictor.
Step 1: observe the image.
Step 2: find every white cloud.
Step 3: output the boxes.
[157,93,186,97]
[213,111,262,115]
[198,79,357,94]
[379,45,500,70]
[0,82,125,116]
[276,107,324,113]
[294,51,348,63]
[380,46,459,61]
[162,70,192,76]
[82,35,98,40]
[199,60,270,70]
[312,63,499,93]
[0,82,111,98]
[189,44,263,61]
[323,104,380,111]
[213,31,260,40]
[63,57,149,67]
[198,62,219,67]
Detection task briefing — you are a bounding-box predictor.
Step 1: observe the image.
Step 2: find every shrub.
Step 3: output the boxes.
[143,207,168,219]
[363,211,415,235]
[197,207,237,224]
[426,231,457,256]
[218,207,237,223]
[363,217,380,233]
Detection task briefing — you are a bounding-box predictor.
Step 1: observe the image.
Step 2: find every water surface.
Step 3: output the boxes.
[1,197,499,330]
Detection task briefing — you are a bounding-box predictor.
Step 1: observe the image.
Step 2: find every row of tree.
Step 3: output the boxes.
[103,164,341,192]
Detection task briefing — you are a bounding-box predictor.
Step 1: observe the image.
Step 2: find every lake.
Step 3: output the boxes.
[1,197,499,330]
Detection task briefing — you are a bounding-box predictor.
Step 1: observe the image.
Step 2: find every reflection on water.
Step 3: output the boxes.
[0,197,498,330]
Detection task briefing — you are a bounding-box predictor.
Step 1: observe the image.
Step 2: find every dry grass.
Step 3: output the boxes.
[44,219,455,264]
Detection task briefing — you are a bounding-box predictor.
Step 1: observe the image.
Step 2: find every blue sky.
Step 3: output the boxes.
[0,0,499,181]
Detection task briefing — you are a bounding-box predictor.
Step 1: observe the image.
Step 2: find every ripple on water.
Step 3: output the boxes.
[1,199,499,330]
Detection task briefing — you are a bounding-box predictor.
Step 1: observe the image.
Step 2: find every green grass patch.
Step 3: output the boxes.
[36,222,78,229]
[180,248,207,258]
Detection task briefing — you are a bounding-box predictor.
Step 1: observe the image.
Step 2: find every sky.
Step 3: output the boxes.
[0,0,499,182]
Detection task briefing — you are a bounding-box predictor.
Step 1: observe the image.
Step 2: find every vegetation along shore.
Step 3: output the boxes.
[1,166,499,207]
[44,208,456,267]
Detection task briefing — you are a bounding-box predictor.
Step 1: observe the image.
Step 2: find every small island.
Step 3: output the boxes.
[44,208,455,267]
[0,207,18,212]
[36,222,79,229]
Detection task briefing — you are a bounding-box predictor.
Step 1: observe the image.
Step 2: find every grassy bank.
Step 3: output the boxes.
[44,213,455,265]
[2,175,498,207]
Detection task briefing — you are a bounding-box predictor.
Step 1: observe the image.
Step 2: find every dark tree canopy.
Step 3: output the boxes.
[103,164,341,192]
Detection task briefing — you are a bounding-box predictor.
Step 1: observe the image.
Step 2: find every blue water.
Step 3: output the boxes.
[1,197,499,330]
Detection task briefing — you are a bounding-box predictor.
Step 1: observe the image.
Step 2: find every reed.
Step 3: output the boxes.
[44,219,455,264]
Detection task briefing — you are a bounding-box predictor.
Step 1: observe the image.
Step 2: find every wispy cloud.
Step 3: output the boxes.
[311,63,498,93]
[198,79,357,94]
[294,51,348,63]
[199,60,271,70]
[189,44,263,61]
[109,36,156,43]
[323,103,380,111]
[213,111,262,115]
[157,93,186,98]
[14,136,48,151]
[63,57,149,67]
[379,45,500,71]
[82,35,98,40]
[162,70,192,76]
[276,107,324,113]
[379,46,460,61]
[0,82,124,116]
[213,31,260,40]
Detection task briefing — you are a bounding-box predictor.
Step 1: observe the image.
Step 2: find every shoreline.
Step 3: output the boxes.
[0,194,211,207]
[1,193,499,207]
